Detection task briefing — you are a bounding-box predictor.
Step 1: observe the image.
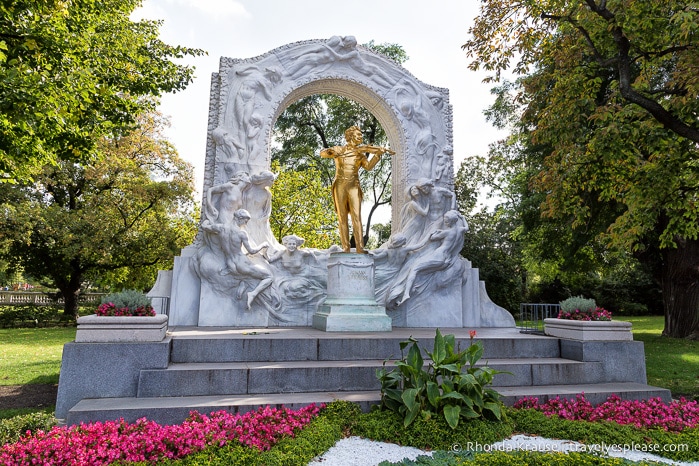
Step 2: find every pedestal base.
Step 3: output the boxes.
[313,300,392,332]
[312,252,392,332]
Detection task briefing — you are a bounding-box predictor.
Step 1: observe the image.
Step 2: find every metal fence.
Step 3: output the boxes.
[518,303,561,334]
[0,291,105,306]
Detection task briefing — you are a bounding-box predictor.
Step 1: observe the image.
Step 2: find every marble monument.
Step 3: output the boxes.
[162,36,515,329]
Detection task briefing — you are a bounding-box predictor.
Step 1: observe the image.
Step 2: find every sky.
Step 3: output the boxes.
[133,0,505,194]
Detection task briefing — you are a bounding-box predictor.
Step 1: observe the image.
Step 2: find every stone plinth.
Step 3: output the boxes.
[76,314,169,342]
[544,318,633,341]
[313,252,391,332]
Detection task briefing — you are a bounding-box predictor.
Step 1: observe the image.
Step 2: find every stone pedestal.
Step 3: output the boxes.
[75,314,169,342]
[544,318,633,341]
[313,252,392,332]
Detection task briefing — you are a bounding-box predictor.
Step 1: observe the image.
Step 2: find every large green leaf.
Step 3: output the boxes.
[466,341,484,367]
[443,404,461,429]
[483,401,503,420]
[402,388,421,427]
[406,342,423,372]
[431,328,446,364]
[426,381,440,409]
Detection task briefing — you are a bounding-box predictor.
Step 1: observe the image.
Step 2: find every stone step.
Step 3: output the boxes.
[67,391,381,426]
[66,382,672,427]
[136,358,606,398]
[168,327,562,363]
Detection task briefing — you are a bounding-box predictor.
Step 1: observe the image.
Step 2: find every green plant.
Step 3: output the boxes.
[97,290,154,316]
[354,408,514,452]
[99,290,152,310]
[559,296,596,313]
[0,411,56,445]
[377,329,508,429]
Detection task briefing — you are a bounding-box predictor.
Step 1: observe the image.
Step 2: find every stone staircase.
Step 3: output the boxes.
[61,327,671,426]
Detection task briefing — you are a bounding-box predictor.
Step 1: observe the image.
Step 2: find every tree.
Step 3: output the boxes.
[269,161,338,249]
[464,1,699,338]
[457,84,661,316]
[0,0,203,182]
[272,42,407,246]
[0,110,197,318]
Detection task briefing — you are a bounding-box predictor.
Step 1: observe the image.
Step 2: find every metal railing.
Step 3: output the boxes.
[0,291,105,306]
[519,303,560,334]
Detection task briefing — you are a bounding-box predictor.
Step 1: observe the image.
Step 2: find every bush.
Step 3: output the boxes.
[377,329,508,429]
[559,296,596,313]
[0,304,93,328]
[0,411,56,445]
[97,290,154,316]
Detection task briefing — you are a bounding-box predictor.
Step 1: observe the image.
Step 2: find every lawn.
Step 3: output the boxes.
[0,328,76,386]
[617,316,699,399]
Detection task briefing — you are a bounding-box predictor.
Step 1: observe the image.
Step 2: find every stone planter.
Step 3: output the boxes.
[544,318,633,341]
[75,314,168,342]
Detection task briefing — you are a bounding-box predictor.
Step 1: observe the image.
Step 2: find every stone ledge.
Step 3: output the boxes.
[544,318,632,341]
[76,314,169,342]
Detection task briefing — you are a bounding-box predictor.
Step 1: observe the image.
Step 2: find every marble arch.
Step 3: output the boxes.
[202,36,454,229]
[166,36,514,329]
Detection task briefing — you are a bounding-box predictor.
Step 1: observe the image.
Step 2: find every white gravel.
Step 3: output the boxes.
[308,435,699,466]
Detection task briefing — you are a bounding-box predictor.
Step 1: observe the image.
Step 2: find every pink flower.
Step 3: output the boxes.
[0,404,322,465]
[515,393,698,432]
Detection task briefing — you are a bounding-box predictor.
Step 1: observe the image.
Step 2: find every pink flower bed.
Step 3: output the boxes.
[1,404,321,466]
[557,307,612,321]
[514,393,699,432]
[95,302,155,317]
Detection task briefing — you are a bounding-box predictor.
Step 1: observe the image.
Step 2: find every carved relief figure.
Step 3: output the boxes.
[417,178,456,232]
[269,235,312,274]
[396,86,440,177]
[212,127,244,162]
[205,171,251,224]
[286,35,346,77]
[243,170,282,252]
[268,235,325,322]
[398,184,429,245]
[232,66,282,160]
[434,147,452,183]
[287,36,394,88]
[321,126,395,253]
[201,209,272,310]
[371,234,409,305]
[389,210,468,307]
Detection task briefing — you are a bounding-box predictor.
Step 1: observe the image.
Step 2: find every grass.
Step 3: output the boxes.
[0,328,76,386]
[617,316,699,399]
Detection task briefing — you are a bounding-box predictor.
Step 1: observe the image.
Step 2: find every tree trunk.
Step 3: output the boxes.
[57,265,84,321]
[661,237,699,339]
[62,287,81,321]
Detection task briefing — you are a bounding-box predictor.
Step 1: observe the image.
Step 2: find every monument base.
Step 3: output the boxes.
[313,299,392,332]
[312,252,392,332]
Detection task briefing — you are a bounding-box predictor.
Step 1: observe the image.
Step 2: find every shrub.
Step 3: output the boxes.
[377,329,508,429]
[0,411,56,445]
[559,296,596,313]
[97,290,154,316]
[354,408,514,451]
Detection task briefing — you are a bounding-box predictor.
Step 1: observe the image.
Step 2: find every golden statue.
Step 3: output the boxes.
[321,126,395,253]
